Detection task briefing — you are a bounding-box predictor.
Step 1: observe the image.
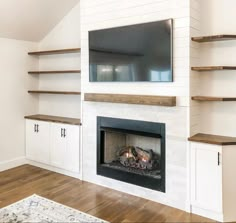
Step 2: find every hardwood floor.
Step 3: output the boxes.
[0,165,216,223]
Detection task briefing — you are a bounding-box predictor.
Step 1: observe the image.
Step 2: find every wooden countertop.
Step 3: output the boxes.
[188,133,236,145]
[25,114,81,126]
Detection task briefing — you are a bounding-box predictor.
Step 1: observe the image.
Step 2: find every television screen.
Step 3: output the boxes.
[89,19,173,82]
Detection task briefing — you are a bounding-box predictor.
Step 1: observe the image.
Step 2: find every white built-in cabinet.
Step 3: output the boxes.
[50,123,80,172]
[190,142,236,222]
[25,48,81,176]
[26,120,50,164]
[190,35,236,222]
[26,119,80,173]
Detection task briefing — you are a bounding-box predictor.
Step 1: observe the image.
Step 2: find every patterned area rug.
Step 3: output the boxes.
[0,194,108,223]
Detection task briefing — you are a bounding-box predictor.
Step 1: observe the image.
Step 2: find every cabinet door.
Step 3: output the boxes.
[64,125,80,172]
[50,123,80,172]
[191,143,222,212]
[50,123,67,168]
[26,120,50,164]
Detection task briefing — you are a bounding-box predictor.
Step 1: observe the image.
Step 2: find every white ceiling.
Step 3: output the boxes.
[0,0,79,42]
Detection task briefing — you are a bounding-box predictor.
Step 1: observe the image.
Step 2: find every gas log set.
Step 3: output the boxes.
[117,146,160,170]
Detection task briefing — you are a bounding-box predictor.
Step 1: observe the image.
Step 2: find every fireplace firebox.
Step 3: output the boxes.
[97,117,166,192]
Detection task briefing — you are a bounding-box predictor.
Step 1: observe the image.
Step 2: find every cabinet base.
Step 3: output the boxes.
[27,160,81,179]
[191,206,223,222]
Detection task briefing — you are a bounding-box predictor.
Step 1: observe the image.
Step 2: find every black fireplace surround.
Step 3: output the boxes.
[97,117,166,192]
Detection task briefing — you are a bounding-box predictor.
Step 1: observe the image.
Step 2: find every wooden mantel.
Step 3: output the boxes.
[84,93,176,107]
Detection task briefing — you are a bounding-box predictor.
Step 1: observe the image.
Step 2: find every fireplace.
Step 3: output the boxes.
[97,117,166,192]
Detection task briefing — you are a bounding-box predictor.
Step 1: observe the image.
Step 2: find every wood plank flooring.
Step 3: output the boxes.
[0,165,216,223]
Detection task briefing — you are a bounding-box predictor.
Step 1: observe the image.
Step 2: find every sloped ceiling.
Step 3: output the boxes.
[0,0,79,42]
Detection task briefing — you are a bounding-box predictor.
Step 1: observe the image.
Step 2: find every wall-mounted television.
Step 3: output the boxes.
[89,19,173,82]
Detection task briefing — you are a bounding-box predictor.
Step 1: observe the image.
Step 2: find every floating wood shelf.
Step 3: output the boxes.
[25,114,81,125]
[28,48,81,56]
[28,90,81,95]
[188,133,236,145]
[84,93,176,107]
[192,66,236,71]
[192,96,236,102]
[28,70,81,74]
[192,35,236,43]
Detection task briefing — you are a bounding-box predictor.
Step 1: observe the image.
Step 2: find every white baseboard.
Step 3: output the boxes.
[0,157,27,172]
[27,160,81,179]
[0,157,81,180]
[191,205,223,222]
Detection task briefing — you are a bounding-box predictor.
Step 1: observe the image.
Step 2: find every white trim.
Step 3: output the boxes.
[26,160,81,179]
[0,157,27,172]
[191,205,223,222]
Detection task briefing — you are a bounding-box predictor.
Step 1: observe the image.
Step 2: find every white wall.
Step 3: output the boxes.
[0,1,81,171]
[81,0,193,211]
[38,2,81,118]
[191,0,236,137]
[0,38,38,170]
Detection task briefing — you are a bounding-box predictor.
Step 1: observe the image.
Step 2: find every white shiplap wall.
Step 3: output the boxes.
[81,0,191,107]
[81,0,192,211]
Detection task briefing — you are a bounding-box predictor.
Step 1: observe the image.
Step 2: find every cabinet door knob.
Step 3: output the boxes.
[61,128,63,137]
[64,129,66,138]
[34,124,36,132]
[37,124,39,133]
